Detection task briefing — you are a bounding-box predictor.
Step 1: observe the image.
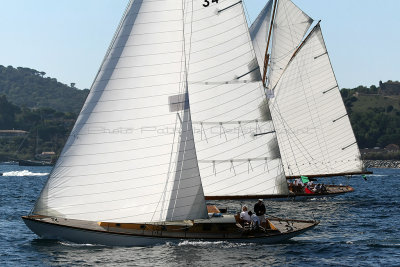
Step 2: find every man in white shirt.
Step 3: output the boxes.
[240,205,251,222]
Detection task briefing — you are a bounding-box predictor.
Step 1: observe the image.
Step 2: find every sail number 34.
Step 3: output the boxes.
[203,0,218,7]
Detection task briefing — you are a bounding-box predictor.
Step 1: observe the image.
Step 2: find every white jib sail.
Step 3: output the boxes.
[268,25,363,177]
[33,0,209,223]
[267,0,313,90]
[186,0,288,196]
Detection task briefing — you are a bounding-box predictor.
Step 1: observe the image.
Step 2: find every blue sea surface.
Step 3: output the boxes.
[1,164,399,266]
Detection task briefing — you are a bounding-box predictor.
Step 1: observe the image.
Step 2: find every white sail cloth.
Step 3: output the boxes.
[268,25,363,176]
[185,0,288,196]
[249,0,273,70]
[267,0,313,89]
[33,0,208,223]
[190,83,287,196]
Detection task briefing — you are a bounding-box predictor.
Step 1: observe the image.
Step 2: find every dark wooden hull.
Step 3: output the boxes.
[22,215,318,246]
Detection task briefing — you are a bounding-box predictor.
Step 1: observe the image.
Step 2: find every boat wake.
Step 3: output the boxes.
[2,170,49,177]
[176,240,251,248]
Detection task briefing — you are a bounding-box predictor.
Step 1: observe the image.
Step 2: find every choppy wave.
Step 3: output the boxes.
[2,170,49,176]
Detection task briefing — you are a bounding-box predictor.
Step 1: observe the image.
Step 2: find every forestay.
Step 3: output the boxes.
[186,0,288,196]
[268,25,363,177]
[33,0,209,223]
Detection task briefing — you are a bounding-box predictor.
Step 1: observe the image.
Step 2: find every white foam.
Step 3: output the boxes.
[2,170,49,177]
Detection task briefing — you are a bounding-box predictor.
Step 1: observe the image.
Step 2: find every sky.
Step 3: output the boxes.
[0,0,399,90]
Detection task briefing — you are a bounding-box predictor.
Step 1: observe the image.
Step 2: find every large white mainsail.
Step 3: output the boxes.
[33,0,208,223]
[187,0,288,197]
[268,24,363,177]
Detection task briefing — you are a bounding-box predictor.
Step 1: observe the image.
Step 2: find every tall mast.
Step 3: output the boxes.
[262,0,278,87]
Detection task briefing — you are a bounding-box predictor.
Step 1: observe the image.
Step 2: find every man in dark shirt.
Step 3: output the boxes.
[254,199,266,225]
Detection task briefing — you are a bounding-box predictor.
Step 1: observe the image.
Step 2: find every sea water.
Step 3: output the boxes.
[1,164,399,266]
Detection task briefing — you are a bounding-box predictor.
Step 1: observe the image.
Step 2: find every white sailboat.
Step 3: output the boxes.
[250,0,371,195]
[23,0,318,246]
[198,0,370,200]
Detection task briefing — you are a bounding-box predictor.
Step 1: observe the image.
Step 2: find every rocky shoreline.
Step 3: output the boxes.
[363,160,400,169]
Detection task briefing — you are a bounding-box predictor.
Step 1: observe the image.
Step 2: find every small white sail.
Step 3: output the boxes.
[269,24,363,177]
[186,0,288,196]
[33,0,208,223]
[267,0,313,89]
[249,0,273,69]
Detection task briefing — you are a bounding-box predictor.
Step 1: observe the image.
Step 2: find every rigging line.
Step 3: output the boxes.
[193,63,257,89]
[271,100,314,163]
[203,156,278,183]
[236,67,259,80]
[269,101,309,175]
[200,157,272,163]
[204,163,279,194]
[154,111,178,222]
[253,130,276,137]
[159,0,189,221]
[171,0,195,220]
[271,21,321,91]
[193,119,259,125]
[322,85,338,94]
[262,0,278,87]
[253,64,287,179]
[218,1,242,13]
[333,114,348,123]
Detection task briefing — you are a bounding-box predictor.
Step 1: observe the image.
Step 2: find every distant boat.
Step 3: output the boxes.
[22,0,318,246]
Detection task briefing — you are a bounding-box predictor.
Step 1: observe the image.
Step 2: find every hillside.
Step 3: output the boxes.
[341,81,400,149]
[0,65,89,113]
[0,95,76,161]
